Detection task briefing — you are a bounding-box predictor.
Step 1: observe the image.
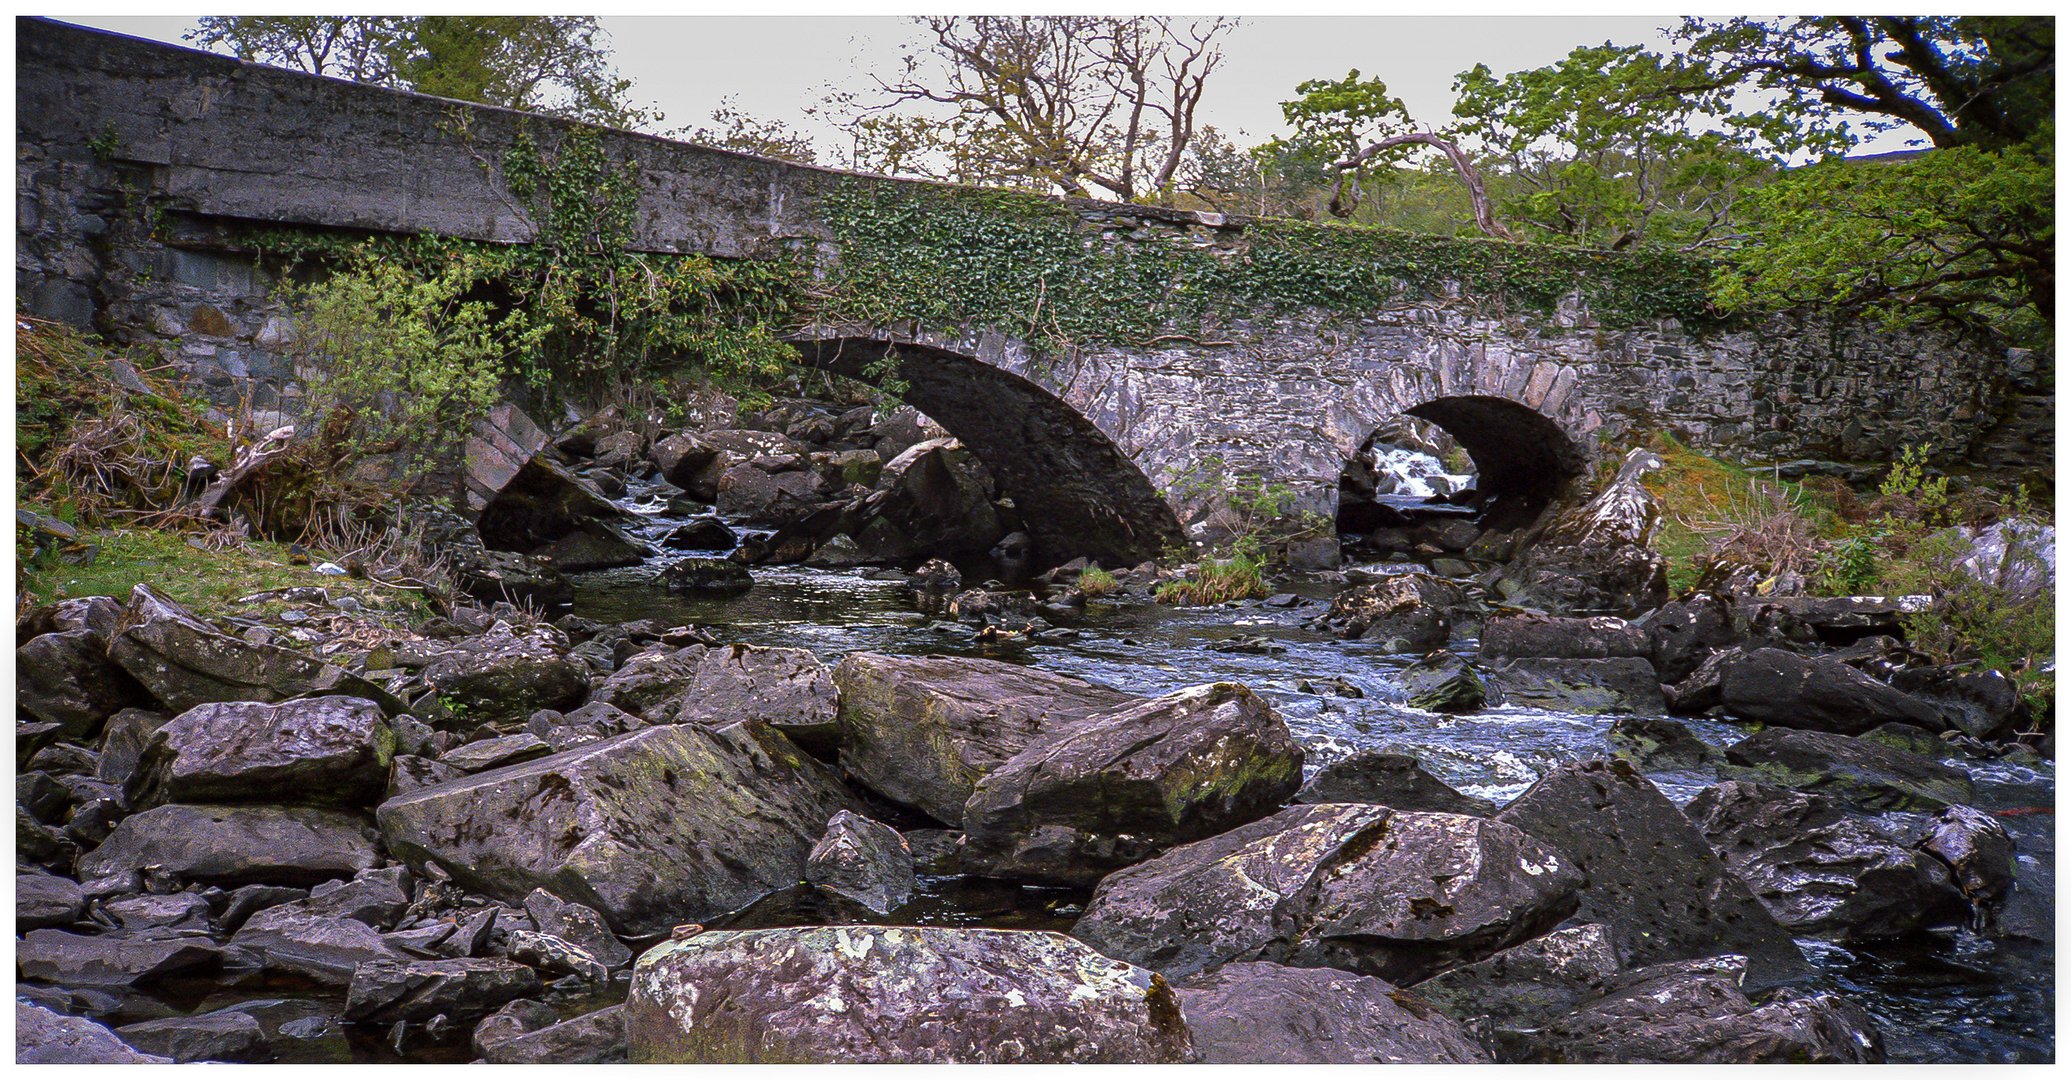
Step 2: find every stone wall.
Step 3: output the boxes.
[17,18,2051,547]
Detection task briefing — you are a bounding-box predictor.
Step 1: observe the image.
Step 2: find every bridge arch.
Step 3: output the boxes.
[787,330,1187,570]
[1337,393,1588,547]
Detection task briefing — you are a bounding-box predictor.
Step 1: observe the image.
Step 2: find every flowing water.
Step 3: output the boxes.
[571,474,2057,1064]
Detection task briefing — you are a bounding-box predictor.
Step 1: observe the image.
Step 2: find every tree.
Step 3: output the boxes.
[682,97,818,164]
[856,16,1236,202]
[1680,17,2054,339]
[187,16,656,128]
[1450,44,1794,248]
[1268,71,1511,238]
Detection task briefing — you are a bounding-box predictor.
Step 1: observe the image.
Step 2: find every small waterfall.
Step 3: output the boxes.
[1369,445,1472,501]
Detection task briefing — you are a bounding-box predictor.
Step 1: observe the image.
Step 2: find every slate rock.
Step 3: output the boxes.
[230,903,411,985]
[625,926,1194,1063]
[17,628,146,739]
[438,733,552,773]
[106,584,400,715]
[130,696,395,808]
[116,1010,268,1063]
[1175,961,1491,1063]
[17,928,224,987]
[78,803,379,889]
[1723,727,1975,812]
[1490,656,1666,714]
[18,869,88,930]
[378,721,856,936]
[421,628,589,724]
[1921,804,2018,914]
[656,557,753,595]
[1685,780,1967,940]
[1718,648,1945,735]
[1322,573,1459,649]
[1493,759,1807,987]
[802,811,916,914]
[595,642,838,749]
[961,682,1305,886]
[1607,715,1721,770]
[94,707,170,786]
[1294,750,1496,814]
[1481,613,1649,661]
[1412,923,1626,1032]
[1517,956,1885,1063]
[17,1001,172,1063]
[523,888,633,970]
[478,1003,627,1064]
[832,653,1135,825]
[343,957,544,1024]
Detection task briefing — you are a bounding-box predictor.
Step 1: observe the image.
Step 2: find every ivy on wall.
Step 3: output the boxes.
[814,178,1722,354]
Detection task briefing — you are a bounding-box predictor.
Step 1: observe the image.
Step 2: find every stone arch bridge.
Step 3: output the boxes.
[18,19,2045,567]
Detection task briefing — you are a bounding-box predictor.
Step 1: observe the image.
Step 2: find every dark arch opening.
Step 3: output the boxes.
[790,337,1187,570]
[1338,394,1584,557]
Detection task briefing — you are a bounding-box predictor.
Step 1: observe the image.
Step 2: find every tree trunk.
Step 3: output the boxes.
[1333,132,1514,240]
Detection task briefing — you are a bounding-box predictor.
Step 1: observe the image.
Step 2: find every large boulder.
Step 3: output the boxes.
[344,958,544,1024]
[16,928,224,987]
[1489,657,1666,714]
[1174,961,1491,1063]
[18,628,146,739]
[832,653,1135,825]
[105,585,400,715]
[1717,648,1945,735]
[625,926,1195,1063]
[1683,781,1967,940]
[1320,573,1459,649]
[115,1011,269,1063]
[656,557,754,595]
[376,722,856,936]
[230,903,410,985]
[1922,805,2018,917]
[1494,760,1807,987]
[1723,727,1974,812]
[1073,803,1581,983]
[129,696,395,809]
[1293,750,1496,815]
[857,438,1004,560]
[595,643,838,749]
[1411,923,1625,1034]
[1499,448,1668,615]
[478,1003,627,1064]
[531,524,651,572]
[18,869,88,930]
[802,811,915,915]
[78,803,379,889]
[1515,957,1884,1063]
[421,628,590,725]
[17,1001,172,1063]
[715,461,825,525]
[960,683,1305,886]
[1642,592,1739,683]
[472,453,622,553]
[1481,613,1649,661]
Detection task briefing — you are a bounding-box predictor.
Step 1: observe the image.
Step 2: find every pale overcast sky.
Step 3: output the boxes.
[66,15,1918,160]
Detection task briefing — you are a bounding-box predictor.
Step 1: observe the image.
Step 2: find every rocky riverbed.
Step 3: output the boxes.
[15,399,2054,1064]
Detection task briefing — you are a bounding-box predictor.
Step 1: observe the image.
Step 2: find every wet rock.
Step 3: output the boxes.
[1293,750,1496,815]
[17,928,224,987]
[523,888,633,970]
[1499,448,1668,616]
[1494,760,1807,987]
[116,1010,268,1063]
[18,869,88,930]
[625,926,1194,1063]
[129,696,395,809]
[1723,727,1974,812]
[649,433,720,491]
[804,532,869,568]
[859,438,1004,560]
[1516,957,1884,1063]
[18,628,146,739]
[901,828,963,875]
[79,803,379,889]
[1321,573,1459,650]
[1412,923,1625,1032]
[803,810,915,914]
[1662,645,1738,714]
[105,585,402,716]
[18,804,78,871]
[1718,648,1945,736]
[17,1001,172,1063]
[377,722,856,936]
[595,643,838,749]
[1889,665,2025,741]
[1398,650,1487,713]
[961,683,1305,887]
[1642,592,1739,683]
[660,517,738,551]
[1921,805,2018,916]
[904,557,962,613]
[229,904,412,985]
[1175,961,1491,1063]
[19,770,71,823]
[1606,715,1721,770]
[500,928,608,981]
[479,1003,627,1064]
[1074,804,1581,983]
[833,653,1136,825]
[422,628,589,725]
[656,556,753,594]
[532,524,651,572]
[344,957,544,1024]
[450,546,574,609]
[1490,657,1666,715]
[1684,781,1967,940]
[472,448,623,552]
[1481,613,1649,661]
[947,587,1036,626]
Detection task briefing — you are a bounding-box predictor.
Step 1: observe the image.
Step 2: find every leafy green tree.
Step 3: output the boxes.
[1451,44,1799,248]
[188,16,656,128]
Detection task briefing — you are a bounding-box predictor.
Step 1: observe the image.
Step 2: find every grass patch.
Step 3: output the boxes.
[1154,554,1269,606]
[17,526,428,622]
[1640,434,1842,594]
[1077,565,1119,598]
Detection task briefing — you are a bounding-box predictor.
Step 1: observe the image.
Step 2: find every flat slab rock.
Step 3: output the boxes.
[1517,957,1885,1064]
[1723,727,1975,812]
[129,695,395,808]
[344,957,544,1024]
[1494,759,1808,988]
[594,642,838,739]
[78,803,380,890]
[17,1001,171,1063]
[1175,961,1491,1063]
[377,721,856,936]
[106,583,399,716]
[960,682,1305,887]
[625,926,1194,1063]
[1072,802,1582,983]
[832,652,1136,825]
